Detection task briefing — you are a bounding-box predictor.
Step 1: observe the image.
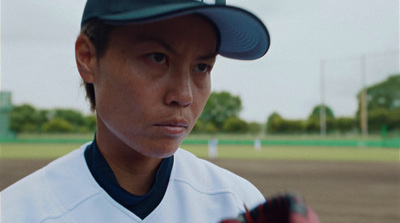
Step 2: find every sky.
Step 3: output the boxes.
[1,0,399,123]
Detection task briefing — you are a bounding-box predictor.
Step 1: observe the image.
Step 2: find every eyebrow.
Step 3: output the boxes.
[198,53,218,61]
[133,36,176,54]
[133,36,218,61]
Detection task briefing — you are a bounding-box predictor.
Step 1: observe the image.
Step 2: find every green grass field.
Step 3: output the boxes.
[186,145,400,161]
[0,142,398,162]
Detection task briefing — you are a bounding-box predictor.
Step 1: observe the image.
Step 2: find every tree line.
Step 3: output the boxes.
[8,92,260,135]
[267,106,373,134]
[8,74,400,135]
[9,105,96,133]
[267,75,400,134]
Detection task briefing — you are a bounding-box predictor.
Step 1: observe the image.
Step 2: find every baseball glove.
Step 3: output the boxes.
[220,193,319,223]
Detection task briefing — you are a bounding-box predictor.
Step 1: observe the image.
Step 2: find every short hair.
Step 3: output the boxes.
[80,19,114,111]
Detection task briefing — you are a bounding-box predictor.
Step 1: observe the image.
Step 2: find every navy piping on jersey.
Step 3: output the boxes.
[84,137,173,219]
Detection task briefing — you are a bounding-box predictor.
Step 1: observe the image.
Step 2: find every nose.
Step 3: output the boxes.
[164,70,193,107]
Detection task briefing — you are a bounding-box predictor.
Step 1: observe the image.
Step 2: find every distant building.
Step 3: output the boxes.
[0,92,15,139]
[208,137,218,159]
[254,137,261,151]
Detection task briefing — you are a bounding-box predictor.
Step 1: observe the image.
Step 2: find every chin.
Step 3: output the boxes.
[139,142,180,159]
[143,148,178,159]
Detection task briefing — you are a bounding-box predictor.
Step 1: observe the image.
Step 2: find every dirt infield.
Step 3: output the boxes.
[1,158,399,223]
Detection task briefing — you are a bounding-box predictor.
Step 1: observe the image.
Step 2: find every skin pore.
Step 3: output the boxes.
[75,15,218,195]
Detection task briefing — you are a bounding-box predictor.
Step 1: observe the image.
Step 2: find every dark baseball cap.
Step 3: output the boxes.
[81,0,270,60]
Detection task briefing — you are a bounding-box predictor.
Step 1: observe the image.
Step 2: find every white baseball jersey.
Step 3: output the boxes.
[1,143,265,223]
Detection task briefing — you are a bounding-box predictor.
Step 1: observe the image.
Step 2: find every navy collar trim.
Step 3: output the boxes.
[84,137,173,219]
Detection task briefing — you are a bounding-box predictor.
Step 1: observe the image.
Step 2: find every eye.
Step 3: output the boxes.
[150,53,167,65]
[194,63,211,73]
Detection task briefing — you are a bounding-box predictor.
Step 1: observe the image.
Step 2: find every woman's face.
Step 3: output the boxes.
[91,15,218,158]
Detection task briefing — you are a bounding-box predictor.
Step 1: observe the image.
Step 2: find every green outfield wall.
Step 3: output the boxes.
[1,138,399,148]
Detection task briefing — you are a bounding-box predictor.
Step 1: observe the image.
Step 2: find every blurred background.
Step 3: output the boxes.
[0,1,399,222]
[1,0,399,139]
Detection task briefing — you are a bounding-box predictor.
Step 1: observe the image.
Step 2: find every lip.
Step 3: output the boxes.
[154,120,189,136]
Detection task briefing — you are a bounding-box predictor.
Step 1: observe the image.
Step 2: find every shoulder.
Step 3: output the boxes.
[172,149,265,209]
[1,142,100,222]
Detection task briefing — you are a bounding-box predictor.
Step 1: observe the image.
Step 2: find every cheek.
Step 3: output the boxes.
[94,68,138,120]
[97,57,144,100]
[193,84,211,118]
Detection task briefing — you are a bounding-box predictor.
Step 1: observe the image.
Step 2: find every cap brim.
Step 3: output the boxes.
[97,3,270,60]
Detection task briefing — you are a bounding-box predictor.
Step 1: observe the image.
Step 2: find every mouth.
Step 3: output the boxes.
[154,120,189,136]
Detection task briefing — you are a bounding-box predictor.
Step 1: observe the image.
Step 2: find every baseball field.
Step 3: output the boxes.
[1,142,399,223]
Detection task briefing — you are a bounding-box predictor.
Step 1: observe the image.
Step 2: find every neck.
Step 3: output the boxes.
[102,148,162,195]
[95,122,163,195]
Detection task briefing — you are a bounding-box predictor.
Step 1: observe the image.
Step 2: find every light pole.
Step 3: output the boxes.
[320,60,326,136]
[360,55,368,137]
[320,50,398,138]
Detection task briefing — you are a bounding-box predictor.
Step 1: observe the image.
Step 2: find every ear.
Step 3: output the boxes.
[75,33,98,84]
